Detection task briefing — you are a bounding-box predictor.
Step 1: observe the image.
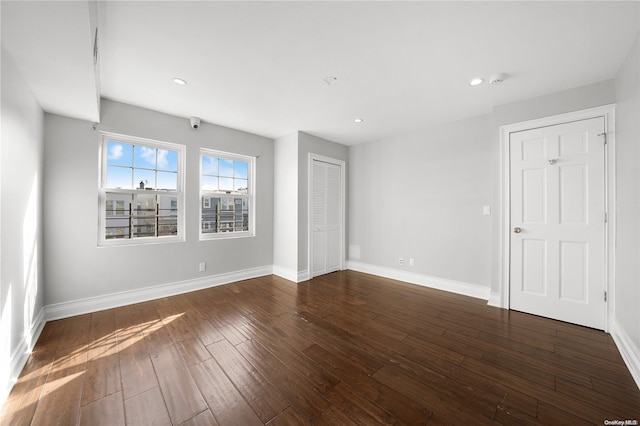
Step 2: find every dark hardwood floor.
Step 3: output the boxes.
[2,270,639,425]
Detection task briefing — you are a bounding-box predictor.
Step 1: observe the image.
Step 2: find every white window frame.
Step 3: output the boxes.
[98,132,186,246]
[199,148,255,240]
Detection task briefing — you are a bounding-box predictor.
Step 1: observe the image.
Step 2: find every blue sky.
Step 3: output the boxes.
[106,141,249,193]
[201,155,248,193]
[107,141,178,189]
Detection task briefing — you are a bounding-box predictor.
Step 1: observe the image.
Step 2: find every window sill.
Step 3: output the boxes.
[199,232,255,241]
[98,235,185,248]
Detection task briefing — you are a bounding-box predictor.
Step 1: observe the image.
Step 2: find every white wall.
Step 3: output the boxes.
[348,81,618,298]
[614,32,640,368]
[0,46,45,406]
[273,132,299,275]
[348,115,493,288]
[491,80,616,127]
[43,99,274,307]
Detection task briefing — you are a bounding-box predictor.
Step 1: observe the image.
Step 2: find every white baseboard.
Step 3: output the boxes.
[297,269,310,282]
[1,307,46,410]
[272,265,298,282]
[346,260,490,301]
[487,291,503,308]
[610,318,640,390]
[273,265,309,283]
[44,265,273,321]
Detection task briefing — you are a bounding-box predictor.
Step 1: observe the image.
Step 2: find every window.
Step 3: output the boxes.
[200,149,255,239]
[99,133,185,245]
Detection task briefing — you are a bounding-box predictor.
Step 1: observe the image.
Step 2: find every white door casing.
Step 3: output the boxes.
[509,117,606,329]
[309,154,345,279]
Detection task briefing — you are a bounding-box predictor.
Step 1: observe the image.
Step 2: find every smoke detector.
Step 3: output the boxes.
[322,76,337,86]
[489,73,507,85]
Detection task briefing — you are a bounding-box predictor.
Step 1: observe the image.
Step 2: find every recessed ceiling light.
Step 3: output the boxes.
[469,78,484,86]
[172,78,187,86]
[354,118,364,123]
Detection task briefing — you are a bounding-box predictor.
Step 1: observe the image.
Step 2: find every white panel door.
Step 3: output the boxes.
[510,117,606,329]
[312,160,341,277]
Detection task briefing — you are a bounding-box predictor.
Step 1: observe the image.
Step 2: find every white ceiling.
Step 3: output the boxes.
[2,1,639,145]
[2,0,100,122]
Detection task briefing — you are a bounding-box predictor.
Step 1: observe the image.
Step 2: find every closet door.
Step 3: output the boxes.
[312,159,341,277]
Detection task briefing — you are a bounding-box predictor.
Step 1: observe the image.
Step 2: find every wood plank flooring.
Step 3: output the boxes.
[2,271,639,425]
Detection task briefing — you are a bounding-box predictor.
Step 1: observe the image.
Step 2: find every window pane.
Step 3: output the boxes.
[234,179,248,193]
[219,177,233,192]
[157,171,177,190]
[234,198,243,231]
[201,197,219,234]
[135,193,156,215]
[134,169,156,190]
[220,198,234,210]
[234,161,248,179]
[157,149,178,171]
[202,156,218,175]
[219,159,234,177]
[158,194,177,215]
[107,141,132,166]
[106,193,132,215]
[157,194,177,236]
[133,194,156,237]
[134,146,157,168]
[107,166,133,189]
[106,217,130,239]
[105,193,132,238]
[133,219,156,237]
[239,198,249,231]
[202,176,218,191]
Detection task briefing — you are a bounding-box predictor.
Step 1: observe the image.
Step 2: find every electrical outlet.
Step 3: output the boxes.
[199,262,206,272]
[409,258,415,267]
[399,258,404,266]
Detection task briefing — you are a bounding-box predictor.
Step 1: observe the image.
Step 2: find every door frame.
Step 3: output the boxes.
[498,104,616,331]
[308,153,346,279]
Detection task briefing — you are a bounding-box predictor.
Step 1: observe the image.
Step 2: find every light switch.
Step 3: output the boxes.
[483,205,491,216]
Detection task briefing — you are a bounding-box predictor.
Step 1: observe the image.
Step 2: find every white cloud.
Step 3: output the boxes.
[108,144,123,160]
[157,149,169,169]
[202,157,217,174]
[139,147,169,169]
[139,147,156,166]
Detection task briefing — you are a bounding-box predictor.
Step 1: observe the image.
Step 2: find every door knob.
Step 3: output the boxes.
[513,227,522,233]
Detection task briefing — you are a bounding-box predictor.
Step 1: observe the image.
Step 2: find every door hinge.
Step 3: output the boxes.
[598,132,607,145]
[604,212,608,223]
[604,291,607,302]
